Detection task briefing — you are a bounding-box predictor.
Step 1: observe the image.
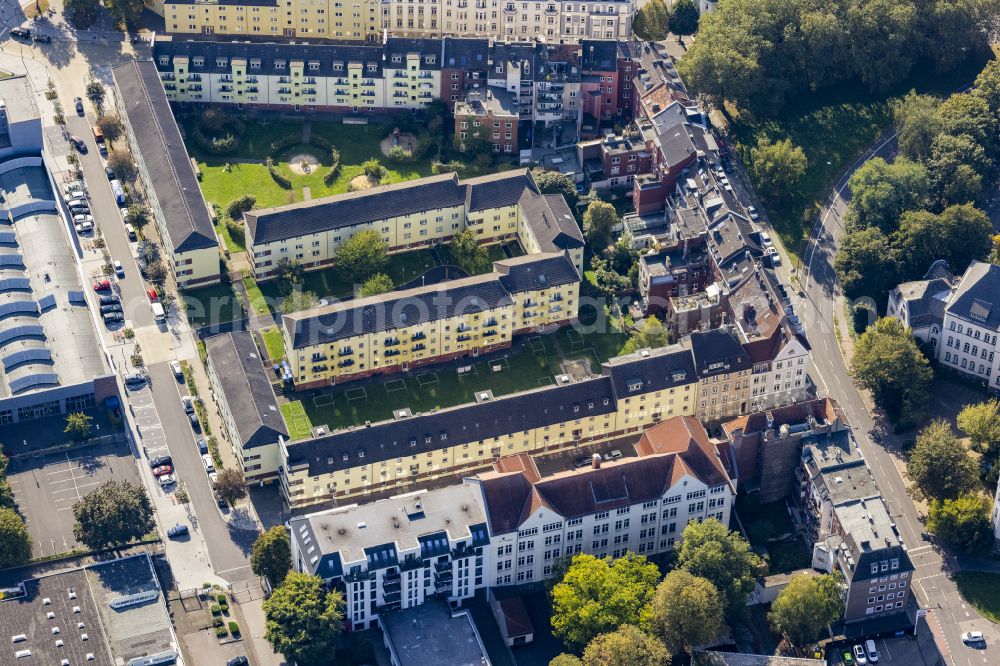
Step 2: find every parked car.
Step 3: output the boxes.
[97,142,108,157]
[99,303,122,315]
[189,412,201,433]
[166,524,189,538]
[603,449,623,461]
[9,28,30,40]
[747,205,760,221]
[208,472,218,487]
[66,190,87,202]
[73,213,93,224]
[125,223,137,241]
[63,181,84,194]
[147,289,158,301]
[74,97,84,115]
[852,644,867,665]
[149,456,172,468]
[92,279,111,291]
[202,454,215,473]
[170,360,183,379]
[760,231,773,246]
[181,395,194,414]
[865,639,879,663]
[114,260,124,278]
[68,204,90,215]
[103,312,124,324]
[196,438,208,454]
[840,649,854,665]
[119,207,129,221]
[152,465,174,477]
[105,166,115,179]
[158,474,177,487]
[226,657,249,666]
[962,631,985,645]
[124,373,146,388]
[70,136,87,153]
[32,33,50,43]
[98,295,120,306]
[75,221,93,234]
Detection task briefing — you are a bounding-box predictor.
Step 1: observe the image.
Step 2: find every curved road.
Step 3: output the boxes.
[798,130,996,665]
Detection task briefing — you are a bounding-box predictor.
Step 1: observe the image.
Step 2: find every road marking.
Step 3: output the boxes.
[215,565,253,575]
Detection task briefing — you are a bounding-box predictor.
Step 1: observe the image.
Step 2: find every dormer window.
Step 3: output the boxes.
[426,55,436,64]
[367,63,378,72]
[249,58,261,69]
[192,57,204,67]
[275,60,286,70]
[308,61,320,71]
[158,56,169,66]
[216,58,227,68]
[333,63,344,71]
[392,55,402,63]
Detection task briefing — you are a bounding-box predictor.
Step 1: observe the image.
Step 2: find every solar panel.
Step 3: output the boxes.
[2,348,52,371]
[0,324,44,345]
[0,300,37,318]
[0,253,23,267]
[0,277,30,293]
[0,231,15,245]
[8,371,58,393]
[67,290,85,305]
[37,294,56,311]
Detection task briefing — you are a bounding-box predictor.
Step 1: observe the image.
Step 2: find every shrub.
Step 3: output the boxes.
[219,603,229,614]
[323,147,342,186]
[216,593,227,604]
[228,621,240,635]
[268,164,292,189]
[211,604,221,615]
[389,145,414,162]
[215,626,228,638]
[213,618,224,628]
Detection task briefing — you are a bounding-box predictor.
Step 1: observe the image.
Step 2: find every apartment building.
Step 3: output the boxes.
[886,260,955,355]
[153,38,441,112]
[288,411,734,629]
[282,252,580,387]
[289,483,490,630]
[112,60,221,287]
[453,88,520,154]
[577,131,651,189]
[637,243,711,317]
[154,0,634,41]
[475,414,734,586]
[278,343,697,509]
[243,168,584,279]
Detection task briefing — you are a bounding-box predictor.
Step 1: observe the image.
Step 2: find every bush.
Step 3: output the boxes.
[268,164,292,189]
[219,603,229,614]
[216,593,227,604]
[215,626,228,638]
[213,618,224,628]
[190,109,244,155]
[210,604,221,615]
[323,147,342,186]
[228,621,240,635]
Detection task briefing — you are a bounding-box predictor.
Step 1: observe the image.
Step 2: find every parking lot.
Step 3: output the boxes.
[831,633,946,666]
[7,439,141,558]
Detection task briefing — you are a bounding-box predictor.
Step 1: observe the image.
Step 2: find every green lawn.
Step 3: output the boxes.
[260,326,286,362]
[279,339,564,438]
[954,572,1000,623]
[726,51,993,254]
[184,119,438,211]
[560,304,631,370]
[180,282,245,328]
[242,276,269,316]
[215,219,246,254]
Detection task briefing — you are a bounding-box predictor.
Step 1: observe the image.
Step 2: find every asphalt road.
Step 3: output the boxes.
[66,112,154,328]
[147,361,258,582]
[801,132,998,666]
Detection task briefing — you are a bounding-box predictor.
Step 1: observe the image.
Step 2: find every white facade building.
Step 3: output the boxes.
[938,262,1000,391]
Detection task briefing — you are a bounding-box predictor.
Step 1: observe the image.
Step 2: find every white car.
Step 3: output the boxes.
[962,631,985,645]
[158,474,177,487]
[120,207,129,221]
[63,181,84,194]
[74,221,93,234]
[208,471,218,487]
[760,231,773,246]
[747,206,760,221]
[202,454,215,474]
[66,190,87,201]
[865,639,879,663]
[114,260,124,278]
[853,644,867,665]
[170,360,183,378]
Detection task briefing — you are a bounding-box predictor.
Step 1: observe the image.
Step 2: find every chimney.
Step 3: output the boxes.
[591,453,602,469]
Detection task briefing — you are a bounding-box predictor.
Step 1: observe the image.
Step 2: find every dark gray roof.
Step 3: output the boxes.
[284,272,514,348]
[112,60,217,253]
[153,39,385,77]
[894,277,953,329]
[603,344,696,398]
[286,374,617,475]
[495,252,579,293]
[946,261,1000,331]
[517,192,584,252]
[245,173,465,245]
[384,37,444,69]
[169,0,275,5]
[442,38,490,69]
[689,328,751,377]
[580,39,619,71]
[463,169,538,212]
[204,331,288,448]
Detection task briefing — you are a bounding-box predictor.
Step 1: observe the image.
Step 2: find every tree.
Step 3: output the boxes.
[0,508,31,568]
[845,158,929,233]
[892,205,992,280]
[990,235,1000,265]
[532,168,579,210]
[263,572,345,664]
[958,400,1000,454]
[928,134,988,207]
[281,290,319,314]
[72,480,155,551]
[359,273,394,297]
[937,92,996,158]
[226,195,256,222]
[622,316,669,355]
[145,259,168,285]
[214,468,248,506]
[104,0,144,24]
[834,227,898,301]
[107,150,137,182]
[926,495,993,553]
[0,448,15,511]
[63,0,100,27]
[648,569,725,655]
[362,158,387,183]
[130,342,145,369]
[335,230,388,282]
[677,519,764,619]
[550,553,661,651]
[632,0,669,41]
[768,573,843,646]
[96,115,124,144]
[251,526,292,586]
[850,318,933,429]
[583,200,619,250]
[581,625,669,666]
[906,419,978,501]
[892,91,943,162]
[448,228,492,274]
[667,0,700,36]
[85,77,105,112]
[136,239,160,266]
[64,411,93,440]
[126,204,150,229]
[273,257,305,297]
[749,138,807,203]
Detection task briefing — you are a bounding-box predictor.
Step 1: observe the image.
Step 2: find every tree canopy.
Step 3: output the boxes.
[648,569,725,654]
[214,468,248,505]
[0,507,31,568]
[850,318,932,429]
[632,0,669,41]
[677,519,764,619]
[335,230,388,283]
[550,553,661,652]
[926,495,993,553]
[749,138,807,203]
[667,0,700,36]
[264,572,345,664]
[532,169,579,210]
[768,573,843,646]
[448,228,492,275]
[957,400,1000,454]
[893,91,944,163]
[226,195,256,222]
[622,316,669,355]
[72,480,155,551]
[906,419,978,501]
[892,204,992,278]
[583,200,620,251]
[359,273,394,297]
[581,625,670,666]
[834,227,897,302]
[251,526,292,586]
[845,157,929,234]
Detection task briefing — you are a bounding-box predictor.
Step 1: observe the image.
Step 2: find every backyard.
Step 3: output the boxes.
[736,492,812,575]
[180,281,245,328]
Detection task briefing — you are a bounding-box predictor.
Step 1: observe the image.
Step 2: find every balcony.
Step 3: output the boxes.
[247,87,259,94]
[434,559,451,573]
[412,343,426,352]
[187,74,202,82]
[383,590,401,603]
[338,348,354,357]
[456,334,471,343]
[384,338,400,347]
[337,359,355,368]
[385,349,401,358]
[161,74,176,82]
[311,353,328,362]
[483,329,497,337]
[311,364,328,373]
[411,331,426,341]
[220,75,233,83]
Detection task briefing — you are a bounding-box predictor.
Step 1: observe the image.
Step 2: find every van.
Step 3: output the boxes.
[110,179,126,206]
[151,301,165,323]
[125,223,137,240]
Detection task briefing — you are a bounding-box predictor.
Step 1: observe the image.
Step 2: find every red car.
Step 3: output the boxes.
[148,289,158,301]
[151,465,173,477]
[93,279,111,291]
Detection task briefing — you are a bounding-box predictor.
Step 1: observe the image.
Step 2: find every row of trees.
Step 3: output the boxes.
[0,445,31,569]
[836,61,1000,304]
[632,0,699,42]
[548,519,843,664]
[906,401,1000,553]
[678,0,997,115]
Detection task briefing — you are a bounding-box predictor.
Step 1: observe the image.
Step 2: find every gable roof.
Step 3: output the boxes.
[689,328,751,377]
[634,415,730,487]
[494,252,579,293]
[945,261,1000,331]
[517,191,585,252]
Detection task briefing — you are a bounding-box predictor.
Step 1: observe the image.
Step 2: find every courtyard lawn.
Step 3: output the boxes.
[260,326,286,363]
[279,340,562,438]
[557,304,631,371]
[243,276,269,315]
[954,572,1000,623]
[215,219,246,255]
[180,282,244,328]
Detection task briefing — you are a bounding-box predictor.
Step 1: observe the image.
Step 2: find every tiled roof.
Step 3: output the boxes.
[464,169,538,212]
[517,191,585,252]
[946,261,1000,330]
[634,415,730,486]
[689,328,751,377]
[495,252,579,293]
